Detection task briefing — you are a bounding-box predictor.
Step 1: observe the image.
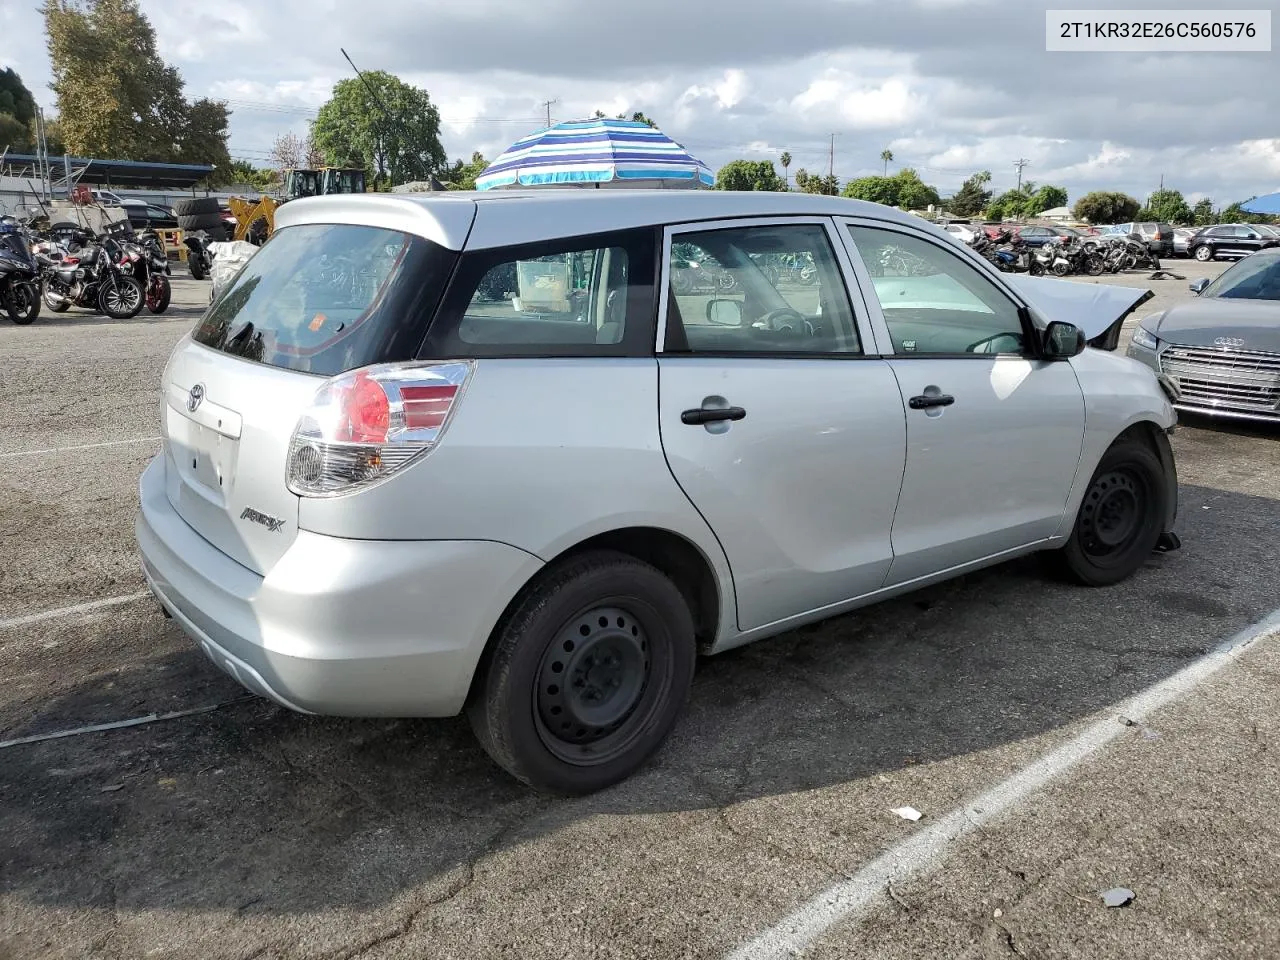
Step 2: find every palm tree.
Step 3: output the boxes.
[880,149,894,175]
[780,151,792,189]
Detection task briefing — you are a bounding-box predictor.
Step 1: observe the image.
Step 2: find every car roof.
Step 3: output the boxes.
[273,189,934,252]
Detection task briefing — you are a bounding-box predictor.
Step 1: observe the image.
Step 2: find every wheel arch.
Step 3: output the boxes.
[464,525,731,706]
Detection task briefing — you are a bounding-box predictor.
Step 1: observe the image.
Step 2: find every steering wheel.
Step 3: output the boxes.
[965,332,1022,354]
[758,306,810,337]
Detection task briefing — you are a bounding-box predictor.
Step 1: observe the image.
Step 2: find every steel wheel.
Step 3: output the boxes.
[1078,469,1148,563]
[534,605,655,765]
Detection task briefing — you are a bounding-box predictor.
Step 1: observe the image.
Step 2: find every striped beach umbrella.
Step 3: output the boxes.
[475,118,715,190]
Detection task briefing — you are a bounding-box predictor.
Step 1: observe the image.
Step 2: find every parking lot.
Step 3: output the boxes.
[2,260,1279,960]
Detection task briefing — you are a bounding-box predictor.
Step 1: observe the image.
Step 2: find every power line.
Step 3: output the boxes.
[540,98,559,127]
[1013,157,1030,192]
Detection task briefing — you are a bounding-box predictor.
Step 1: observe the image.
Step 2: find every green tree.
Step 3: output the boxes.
[227,160,276,191]
[842,175,899,205]
[843,168,939,209]
[880,149,893,175]
[0,67,37,139]
[1138,188,1194,225]
[794,168,839,195]
[312,72,446,190]
[593,109,658,128]
[1072,190,1140,224]
[1027,184,1068,214]
[715,159,786,192]
[894,168,940,210]
[946,171,992,217]
[0,113,32,152]
[779,151,791,188]
[441,151,490,190]
[1192,198,1216,226]
[42,0,229,171]
[987,188,1030,221]
[1218,201,1278,225]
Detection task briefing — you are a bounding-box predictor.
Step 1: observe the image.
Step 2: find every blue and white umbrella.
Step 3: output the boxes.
[475,118,715,190]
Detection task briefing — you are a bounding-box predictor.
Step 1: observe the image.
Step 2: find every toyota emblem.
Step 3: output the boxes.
[187,383,205,413]
[1214,337,1244,348]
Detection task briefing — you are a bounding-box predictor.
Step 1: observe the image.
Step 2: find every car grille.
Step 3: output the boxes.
[1159,345,1280,414]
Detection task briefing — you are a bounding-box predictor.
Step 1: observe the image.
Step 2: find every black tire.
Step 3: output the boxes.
[145,274,171,314]
[97,274,145,319]
[188,255,207,281]
[4,281,41,324]
[1048,439,1168,587]
[177,212,225,232]
[172,197,221,217]
[1193,244,1213,262]
[467,550,696,794]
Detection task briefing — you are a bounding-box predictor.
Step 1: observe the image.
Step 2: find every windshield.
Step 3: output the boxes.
[191,223,457,375]
[1199,254,1280,301]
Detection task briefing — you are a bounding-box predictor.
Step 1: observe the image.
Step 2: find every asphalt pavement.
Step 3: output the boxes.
[1,263,1278,960]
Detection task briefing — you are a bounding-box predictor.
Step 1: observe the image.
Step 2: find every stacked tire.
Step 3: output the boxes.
[173,198,229,242]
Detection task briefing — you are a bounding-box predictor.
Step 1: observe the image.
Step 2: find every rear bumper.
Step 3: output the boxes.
[135,455,543,717]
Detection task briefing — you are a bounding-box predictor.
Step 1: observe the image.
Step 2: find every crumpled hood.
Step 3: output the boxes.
[1146,297,1280,351]
[1003,274,1154,343]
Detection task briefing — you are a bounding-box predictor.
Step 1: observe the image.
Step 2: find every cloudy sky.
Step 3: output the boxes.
[2,0,1277,205]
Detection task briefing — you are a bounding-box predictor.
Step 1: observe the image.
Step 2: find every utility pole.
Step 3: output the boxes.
[1013,158,1029,193]
[541,98,559,127]
[828,133,838,194]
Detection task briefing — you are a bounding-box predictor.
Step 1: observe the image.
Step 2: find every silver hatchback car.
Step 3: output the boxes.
[136,190,1181,793]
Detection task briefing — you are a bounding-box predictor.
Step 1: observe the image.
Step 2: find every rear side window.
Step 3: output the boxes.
[420,228,658,358]
[192,223,456,376]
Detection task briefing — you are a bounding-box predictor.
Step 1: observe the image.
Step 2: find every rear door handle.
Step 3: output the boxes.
[908,394,955,410]
[681,406,747,425]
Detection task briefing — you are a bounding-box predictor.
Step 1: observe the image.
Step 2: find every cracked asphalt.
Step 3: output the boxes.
[1,262,1279,960]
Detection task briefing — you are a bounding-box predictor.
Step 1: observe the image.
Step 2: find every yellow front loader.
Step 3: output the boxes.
[227,167,367,244]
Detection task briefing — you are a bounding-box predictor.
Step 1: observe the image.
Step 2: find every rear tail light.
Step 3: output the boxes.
[286,360,474,497]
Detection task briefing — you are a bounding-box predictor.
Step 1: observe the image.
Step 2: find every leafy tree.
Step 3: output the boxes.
[842,168,939,209]
[1072,190,1140,224]
[987,189,1030,221]
[441,151,490,190]
[779,151,791,188]
[1138,188,1193,225]
[0,113,32,152]
[1028,184,1068,213]
[270,130,324,171]
[593,109,658,128]
[1192,198,1216,226]
[946,171,992,217]
[42,0,229,173]
[312,72,446,190]
[1218,201,1277,225]
[715,159,786,192]
[794,168,839,195]
[880,149,893,175]
[0,67,37,133]
[227,160,276,191]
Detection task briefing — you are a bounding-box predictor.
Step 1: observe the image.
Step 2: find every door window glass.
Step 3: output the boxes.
[845,225,1026,356]
[663,223,861,355]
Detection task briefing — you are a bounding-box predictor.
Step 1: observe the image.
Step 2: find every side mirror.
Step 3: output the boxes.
[1188,278,1209,295]
[1043,320,1086,359]
[706,299,744,326]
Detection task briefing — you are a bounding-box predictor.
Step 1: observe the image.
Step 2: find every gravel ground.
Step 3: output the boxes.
[1,263,1278,960]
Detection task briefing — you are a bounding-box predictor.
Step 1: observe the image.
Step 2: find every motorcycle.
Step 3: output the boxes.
[183,231,215,281]
[0,216,41,324]
[39,233,146,319]
[124,229,173,314]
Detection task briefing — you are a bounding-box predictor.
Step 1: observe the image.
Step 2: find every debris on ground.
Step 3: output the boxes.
[1102,887,1136,908]
[99,783,124,793]
[891,806,923,821]
[1118,716,1136,726]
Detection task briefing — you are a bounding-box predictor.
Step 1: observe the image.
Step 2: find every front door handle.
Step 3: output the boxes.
[908,394,955,410]
[682,406,747,425]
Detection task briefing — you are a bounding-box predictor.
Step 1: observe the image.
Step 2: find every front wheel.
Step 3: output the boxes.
[1193,245,1213,262]
[4,281,41,324]
[97,274,145,319]
[1047,439,1169,587]
[145,274,171,314]
[467,550,696,794]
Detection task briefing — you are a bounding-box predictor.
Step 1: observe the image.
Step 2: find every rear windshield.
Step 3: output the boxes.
[192,223,456,375]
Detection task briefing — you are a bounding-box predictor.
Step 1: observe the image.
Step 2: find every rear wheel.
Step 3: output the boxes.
[467,550,696,794]
[1047,439,1168,587]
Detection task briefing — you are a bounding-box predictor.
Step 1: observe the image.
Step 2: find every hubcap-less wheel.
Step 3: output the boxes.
[536,605,652,764]
[1077,469,1149,565]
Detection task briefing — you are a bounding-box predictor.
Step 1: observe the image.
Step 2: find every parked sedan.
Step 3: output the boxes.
[136,190,1180,794]
[1127,248,1280,422]
[1187,223,1280,261]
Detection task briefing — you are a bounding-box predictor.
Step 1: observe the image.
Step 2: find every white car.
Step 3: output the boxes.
[943,222,978,243]
[136,190,1181,794]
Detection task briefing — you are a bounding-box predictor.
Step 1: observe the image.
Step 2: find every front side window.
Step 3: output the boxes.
[663,222,861,355]
[845,224,1026,356]
[420,228,656,358]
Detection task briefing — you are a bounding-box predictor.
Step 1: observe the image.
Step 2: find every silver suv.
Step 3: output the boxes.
[136,190,1180,793]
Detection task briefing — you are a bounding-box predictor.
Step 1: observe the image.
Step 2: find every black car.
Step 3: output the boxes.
[1013,224,1086,247]
[124,202,179,231]
[1187,223,1280,262]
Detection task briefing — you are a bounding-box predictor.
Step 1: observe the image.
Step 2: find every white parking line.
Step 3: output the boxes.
[727,605,1280,960]
[0,592,152,631]
[0,436,161,460]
